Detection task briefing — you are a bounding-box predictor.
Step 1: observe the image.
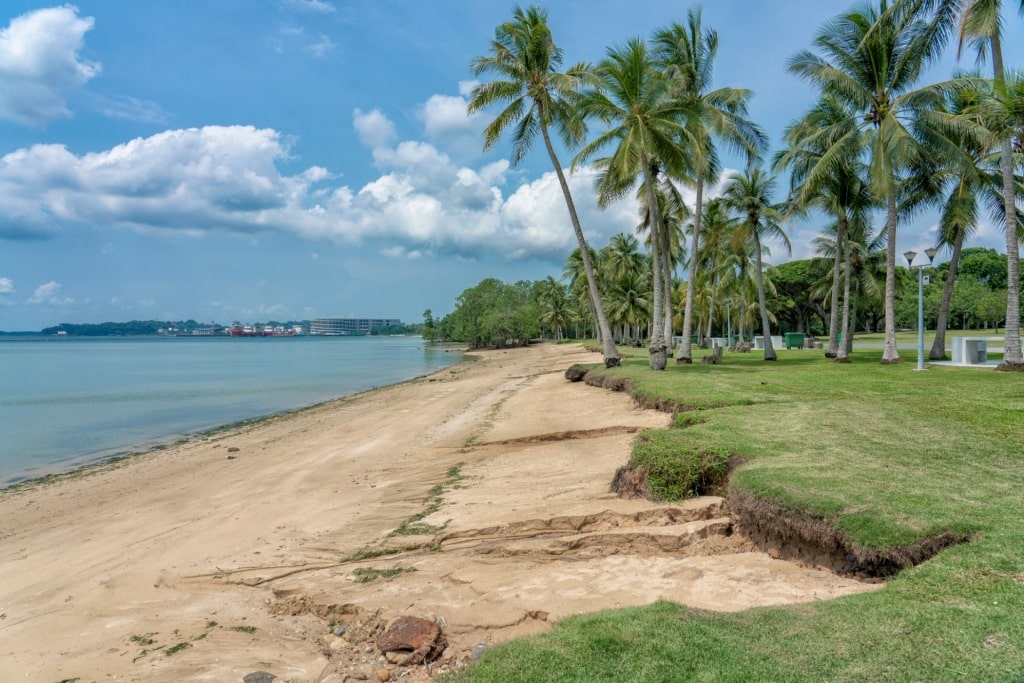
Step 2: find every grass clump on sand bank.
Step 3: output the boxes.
[615,429,732,500]
[352,566,416,583]
[390,463,465,537]
[450,346,1024,682]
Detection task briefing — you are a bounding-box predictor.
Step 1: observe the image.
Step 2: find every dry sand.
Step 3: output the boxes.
[0,343,879,682]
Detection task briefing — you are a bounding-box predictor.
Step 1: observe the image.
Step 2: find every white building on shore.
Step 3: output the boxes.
[309,318,401,335]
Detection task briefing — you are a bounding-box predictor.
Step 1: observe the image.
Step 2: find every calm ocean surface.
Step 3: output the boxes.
[0,335,463,485]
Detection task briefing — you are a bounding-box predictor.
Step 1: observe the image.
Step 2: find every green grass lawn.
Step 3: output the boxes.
[449,345,1024,682]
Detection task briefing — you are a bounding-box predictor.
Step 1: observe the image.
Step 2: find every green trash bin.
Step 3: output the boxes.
[784,332,805,349]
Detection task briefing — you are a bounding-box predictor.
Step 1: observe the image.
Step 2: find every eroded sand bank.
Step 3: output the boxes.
[0,343,878,682]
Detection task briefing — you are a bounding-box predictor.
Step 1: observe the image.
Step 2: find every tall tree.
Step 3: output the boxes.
[775,95,876,360]
[895,0,1024,367]
[693,197,737,341]
[922,85,1023,358]
[722,167,792,360]
[468,5,620,366]
[574,38,692,370]
[790,1,956,364]
[652,9,766,363]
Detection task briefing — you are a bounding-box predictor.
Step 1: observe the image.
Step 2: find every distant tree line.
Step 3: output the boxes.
[425,278,573,349]
[39,320,309,336]
[368,323,419,336]
[427,246,1022,352]
[41,320,202,336]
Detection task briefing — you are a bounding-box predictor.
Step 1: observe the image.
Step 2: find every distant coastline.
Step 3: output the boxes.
[0,317,427,337]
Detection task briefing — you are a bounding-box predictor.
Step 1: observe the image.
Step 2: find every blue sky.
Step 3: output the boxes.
[1,1,1022,330]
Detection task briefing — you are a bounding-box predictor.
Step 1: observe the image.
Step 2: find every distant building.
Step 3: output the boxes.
[309,318,401,335]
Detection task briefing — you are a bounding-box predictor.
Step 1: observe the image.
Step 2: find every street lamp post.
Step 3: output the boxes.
[904,247,938,371]
[726,302,732,347]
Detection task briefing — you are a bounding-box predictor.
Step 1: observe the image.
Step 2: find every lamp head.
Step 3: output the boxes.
[925,247,938,263]
[904,250,917,266]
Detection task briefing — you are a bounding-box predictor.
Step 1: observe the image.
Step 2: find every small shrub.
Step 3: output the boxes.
[165,642,191,656]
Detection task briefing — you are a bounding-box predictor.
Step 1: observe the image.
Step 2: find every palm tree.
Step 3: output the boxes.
[692,197,737,341]
[789,2,958,364]
[894,0,1024,367]
[606,268,652,343]
[602,233,646,289]
[775,95,876,360]
[573,38,692,370]
[563,246,596,339]
[537,276,571,341]
[468,5,620,367]
[637,174,691,344]
[722,167,791,360]
[920,85,1023,358]
[967,71,1024,368]
[652,9,766,364]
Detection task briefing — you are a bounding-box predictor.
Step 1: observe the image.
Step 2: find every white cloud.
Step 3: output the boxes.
[86,93,169,124]
[0,122,640,261]
[27,280,72,305]
[353,108,397,149]
[421,93,478,138]
[282,0,335,13]
[0,277,14,294]
[0,6,100,126]
[381,246,422,260]
[307,34,334,57]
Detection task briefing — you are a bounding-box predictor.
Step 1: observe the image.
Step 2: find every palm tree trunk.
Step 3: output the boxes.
[754,235,776,361]
[826,216,846,358]
[998,134,1022,368]
[846,288,858,356]
[836,243,853,362]
[642,164,667,370]
[930,234,963,360]
[881,187,902,364]
[540,122,620,367]
[676,176,703,363]
[989,32,1021,369]
[707,277,719,343]
[661,226,674,355]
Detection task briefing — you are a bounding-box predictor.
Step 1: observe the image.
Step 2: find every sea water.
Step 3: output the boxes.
[0,335,463,485]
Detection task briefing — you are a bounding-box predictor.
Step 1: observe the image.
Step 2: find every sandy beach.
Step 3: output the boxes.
[0,342,878,682]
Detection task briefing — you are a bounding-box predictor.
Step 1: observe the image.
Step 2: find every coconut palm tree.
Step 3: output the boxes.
[789,2,960,364]
[775,95,877,360]
[893,0,1024,367]
[536,276,571,341]
[563,246,600,340]
[921,84,1024,358]
[468,5,620,367]
[722,167,791,360]
[605,268,652,343]
[691,197,738,342]
[573,37,693,370]
[652,10,766,364]
[601,233,646,290]
[636,173,691,343]
[966,70,1024,368]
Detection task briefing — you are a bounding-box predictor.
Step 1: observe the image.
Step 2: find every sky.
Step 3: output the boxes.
[1,1,1022,331]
